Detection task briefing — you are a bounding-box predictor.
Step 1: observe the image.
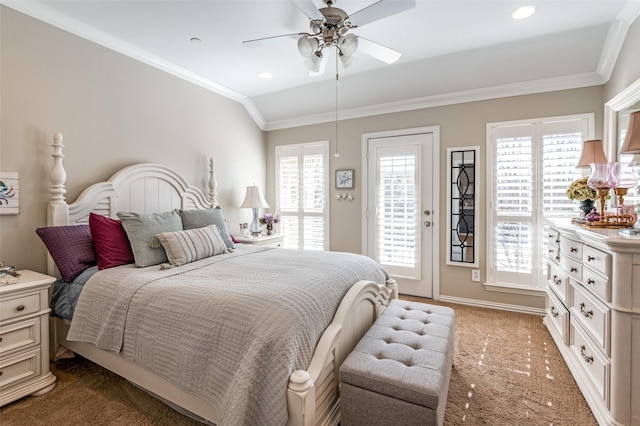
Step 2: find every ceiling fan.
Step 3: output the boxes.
[242,0,416,75]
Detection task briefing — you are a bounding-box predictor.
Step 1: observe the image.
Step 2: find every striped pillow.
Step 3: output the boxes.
[156,225,227,266]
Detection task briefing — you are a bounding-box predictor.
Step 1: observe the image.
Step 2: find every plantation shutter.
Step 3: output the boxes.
[374,144,421,279]
[487,115,592,289]
[276,142,328,250]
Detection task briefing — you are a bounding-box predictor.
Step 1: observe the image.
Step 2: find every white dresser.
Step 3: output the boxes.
[0,270,56,406]
[544,219,639,426]
[234,233,284,248]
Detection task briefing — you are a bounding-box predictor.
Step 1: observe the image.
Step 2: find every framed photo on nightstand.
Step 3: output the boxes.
[335,169,354,189]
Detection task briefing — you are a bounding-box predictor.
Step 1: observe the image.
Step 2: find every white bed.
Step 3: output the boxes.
[44,132,397,426]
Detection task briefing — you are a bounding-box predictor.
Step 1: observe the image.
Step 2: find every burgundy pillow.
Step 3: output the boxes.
[36,225,97,282]
[89,213,134,269]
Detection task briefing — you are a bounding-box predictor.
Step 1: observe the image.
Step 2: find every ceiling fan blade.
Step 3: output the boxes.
[308,52,328,77]
[242,33,301,48]
[349,0,416,27]
[291,0,324,20]
[357,36,402,64]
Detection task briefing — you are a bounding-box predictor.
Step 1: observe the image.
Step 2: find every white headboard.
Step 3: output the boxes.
[47,132,218,227]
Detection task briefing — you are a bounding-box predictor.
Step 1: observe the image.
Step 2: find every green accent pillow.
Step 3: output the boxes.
[178,207,235,249]
[117,210,183,267]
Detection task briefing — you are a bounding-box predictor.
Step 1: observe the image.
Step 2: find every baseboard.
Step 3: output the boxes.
[437,295,546,316]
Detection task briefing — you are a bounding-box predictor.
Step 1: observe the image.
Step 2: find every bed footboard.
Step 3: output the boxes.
[286,278,397,426]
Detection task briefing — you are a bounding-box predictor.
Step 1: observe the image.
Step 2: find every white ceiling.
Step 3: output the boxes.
[3,0,640,130]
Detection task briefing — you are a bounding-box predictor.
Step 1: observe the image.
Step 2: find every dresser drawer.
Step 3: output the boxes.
[570,319,610,404]
[582,266,611,302]
[582,245,610,278]
[0,348,41,390]
[0,318,40,355]
[560,236,583,260]
[0,293,40,322]
[571,282,610,356]
[545,288,569,345]
[546,228,561,248]
[560,255,582,282]
[548,262,568,303]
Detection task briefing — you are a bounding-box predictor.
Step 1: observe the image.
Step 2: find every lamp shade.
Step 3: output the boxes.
[240,185,269,209]
[576,139,608,168]
[620,111,640,155]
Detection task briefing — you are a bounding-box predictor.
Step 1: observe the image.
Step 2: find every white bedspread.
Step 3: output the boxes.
[67,245,387,426]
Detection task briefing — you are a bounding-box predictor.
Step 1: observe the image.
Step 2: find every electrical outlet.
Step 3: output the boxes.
[471,269,480,282]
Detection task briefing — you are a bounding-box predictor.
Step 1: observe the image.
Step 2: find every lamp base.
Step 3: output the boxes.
[249,207,262,236]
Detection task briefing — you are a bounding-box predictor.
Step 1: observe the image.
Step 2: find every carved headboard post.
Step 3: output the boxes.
[208,157,218,208]
[48,132,69,227]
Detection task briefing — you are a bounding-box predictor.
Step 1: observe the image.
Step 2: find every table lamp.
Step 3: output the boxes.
[240,185,269,236]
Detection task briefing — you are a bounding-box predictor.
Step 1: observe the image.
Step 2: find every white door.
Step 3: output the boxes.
[363,129,438,298]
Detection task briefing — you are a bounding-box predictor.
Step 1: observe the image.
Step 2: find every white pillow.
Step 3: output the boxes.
[156,225,227,266]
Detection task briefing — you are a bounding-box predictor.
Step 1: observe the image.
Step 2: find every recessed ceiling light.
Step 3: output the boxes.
[190,37,201,44]
[511,5,536,20]
[258,72,272,79]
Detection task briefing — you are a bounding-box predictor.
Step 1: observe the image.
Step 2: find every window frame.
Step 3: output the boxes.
[485,113,595,295]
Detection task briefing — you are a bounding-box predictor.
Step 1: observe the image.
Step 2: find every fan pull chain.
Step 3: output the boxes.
[334,48,340,158]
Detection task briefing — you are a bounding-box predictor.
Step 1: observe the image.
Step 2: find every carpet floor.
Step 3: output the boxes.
[0,299,597,425]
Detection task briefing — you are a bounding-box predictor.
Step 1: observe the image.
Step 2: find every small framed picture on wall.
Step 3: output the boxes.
[335,169,354,189]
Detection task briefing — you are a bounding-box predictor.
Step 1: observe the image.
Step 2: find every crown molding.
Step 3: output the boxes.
[265,72,605,131]
[597,2,640,82]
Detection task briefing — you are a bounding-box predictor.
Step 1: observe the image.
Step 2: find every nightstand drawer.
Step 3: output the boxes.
[0,318,40,355]
[0,348,41,390]
[0,293,40,322]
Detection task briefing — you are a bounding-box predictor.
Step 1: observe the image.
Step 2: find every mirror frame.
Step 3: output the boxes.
[604,78,640,161]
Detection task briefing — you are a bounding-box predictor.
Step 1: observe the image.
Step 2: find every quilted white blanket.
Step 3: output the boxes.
[67,245,387,426]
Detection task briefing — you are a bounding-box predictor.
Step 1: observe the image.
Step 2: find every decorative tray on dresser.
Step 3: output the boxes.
[544,218,639,426]
[0,270,57,406]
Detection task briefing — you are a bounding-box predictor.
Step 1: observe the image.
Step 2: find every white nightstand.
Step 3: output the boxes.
[235,233,284,248]
[0,270,57,406]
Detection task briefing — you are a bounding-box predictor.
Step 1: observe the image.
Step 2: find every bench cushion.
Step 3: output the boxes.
[340,300,455,410]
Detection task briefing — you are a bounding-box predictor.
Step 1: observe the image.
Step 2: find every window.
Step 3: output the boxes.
[276,142,329,250]
[486,114,594,292]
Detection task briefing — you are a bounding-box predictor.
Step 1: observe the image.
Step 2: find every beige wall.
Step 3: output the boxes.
[267,88,604,309]
[0,7,266,273]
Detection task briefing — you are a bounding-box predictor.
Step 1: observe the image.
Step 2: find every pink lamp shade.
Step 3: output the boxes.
[576,139,608,168]
[620,111,640,155]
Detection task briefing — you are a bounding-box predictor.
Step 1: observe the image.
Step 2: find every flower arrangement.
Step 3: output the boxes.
[566,177,597,201]
[259,213,280,226]
[259,213,280,235]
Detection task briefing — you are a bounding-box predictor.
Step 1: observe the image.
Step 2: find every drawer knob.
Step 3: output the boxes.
[570,247,577,253]
[587,256,595,262]
[555,239,560,244]
[579,302,593,318]
[555,255,560,261]
[570,267,577,273]
[550,306,559,318]
[580,345,594,364]
[587,279,595,285]
[16,304,25,312]
[553,275,562,285]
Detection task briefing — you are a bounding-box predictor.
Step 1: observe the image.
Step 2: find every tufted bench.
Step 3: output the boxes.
[339,299,455,426]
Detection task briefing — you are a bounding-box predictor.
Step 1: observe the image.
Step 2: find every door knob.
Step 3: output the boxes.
[424,210,431,216]
[424,221,431,227]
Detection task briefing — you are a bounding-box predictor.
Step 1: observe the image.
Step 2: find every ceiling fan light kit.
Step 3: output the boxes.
[243,0,416,74]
